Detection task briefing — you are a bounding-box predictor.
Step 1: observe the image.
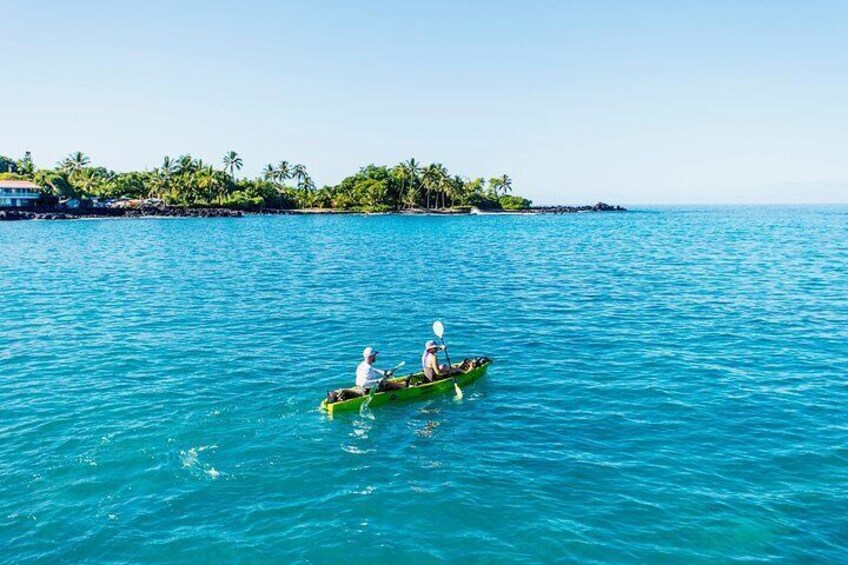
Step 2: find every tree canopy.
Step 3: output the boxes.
[2,151,531,211]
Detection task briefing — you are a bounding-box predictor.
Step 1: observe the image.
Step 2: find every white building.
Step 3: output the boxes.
[0,180,41,207]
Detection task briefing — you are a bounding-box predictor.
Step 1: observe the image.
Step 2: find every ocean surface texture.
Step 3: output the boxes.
[2,207,847,564]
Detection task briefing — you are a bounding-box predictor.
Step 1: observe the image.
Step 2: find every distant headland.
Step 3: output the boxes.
[0,151,625,219]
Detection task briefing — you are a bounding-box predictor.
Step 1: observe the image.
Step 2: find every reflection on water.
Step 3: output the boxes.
[415,420,441,438]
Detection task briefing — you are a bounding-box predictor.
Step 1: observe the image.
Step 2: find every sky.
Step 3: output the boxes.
[2,0,847,204]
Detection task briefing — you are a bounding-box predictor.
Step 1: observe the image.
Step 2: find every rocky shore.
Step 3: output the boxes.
[0,202,626,221]
[123,207,243,219]
[0,210,75,221]
[393,202,627,215]
[526,202,627,213]
[0,207,243,221]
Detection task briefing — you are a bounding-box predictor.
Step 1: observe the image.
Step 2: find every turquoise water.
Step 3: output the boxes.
[2,207,847,563]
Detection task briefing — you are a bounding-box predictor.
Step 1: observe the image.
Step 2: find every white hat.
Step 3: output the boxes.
[363,346,379,359]
[425,340,440,350]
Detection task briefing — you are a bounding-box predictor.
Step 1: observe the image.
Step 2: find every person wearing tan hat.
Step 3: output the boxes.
[421,340,449,383]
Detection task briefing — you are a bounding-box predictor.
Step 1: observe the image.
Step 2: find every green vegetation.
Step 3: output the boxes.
[498,195,533,210]
[0,151,531,211]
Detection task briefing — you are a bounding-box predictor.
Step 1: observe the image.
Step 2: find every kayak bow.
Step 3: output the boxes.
[320,359,491,416]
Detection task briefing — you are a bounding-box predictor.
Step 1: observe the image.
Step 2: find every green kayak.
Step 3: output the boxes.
[320,358,491,416]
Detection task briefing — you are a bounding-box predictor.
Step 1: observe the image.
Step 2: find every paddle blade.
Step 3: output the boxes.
[433,320,445,338]
[360,397,374,418]
[361,385,377,414]
[454,381,464,399]
[387,361,406,375]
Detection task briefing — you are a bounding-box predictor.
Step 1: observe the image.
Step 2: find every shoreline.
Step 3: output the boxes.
[0,202,626,221]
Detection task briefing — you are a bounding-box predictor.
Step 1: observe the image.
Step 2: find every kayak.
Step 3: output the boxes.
[320,358,491,416]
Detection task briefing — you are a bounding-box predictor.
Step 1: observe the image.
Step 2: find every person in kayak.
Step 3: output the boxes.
[356,346,406,393]
[421,340,451,382]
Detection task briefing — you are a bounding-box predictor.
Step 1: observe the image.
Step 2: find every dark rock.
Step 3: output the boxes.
[528,202,627,214]
[1,205,246,220]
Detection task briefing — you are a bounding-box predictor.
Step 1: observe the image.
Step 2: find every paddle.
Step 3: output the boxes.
[433,321,463,399]
[386,361,406,377]
[362,361,406,411]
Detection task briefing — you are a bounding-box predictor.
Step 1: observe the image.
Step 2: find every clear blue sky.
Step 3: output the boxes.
[3,0,847,204]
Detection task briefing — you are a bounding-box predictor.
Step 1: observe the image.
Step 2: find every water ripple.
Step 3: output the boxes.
[1,207,848,563]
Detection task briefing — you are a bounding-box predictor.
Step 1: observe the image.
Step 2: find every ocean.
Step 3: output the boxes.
[2,207,847,563]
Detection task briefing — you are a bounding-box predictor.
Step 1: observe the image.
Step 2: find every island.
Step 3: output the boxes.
[0,151,625,220]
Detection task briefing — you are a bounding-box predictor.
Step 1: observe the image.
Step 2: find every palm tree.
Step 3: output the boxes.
[148,156,177,199]
[197,166,223,203]
[402,185,419,209]
[297,174,315,192]
[262,163,276,180]
[161,156,177,178]
[275,161,292,184]
[422,164,439,209]
[295,175,316,207]
[291,163,308,183]
[498,174,513,196]
[399,158,421,209]
[488,174,513,198]
[176,154,195,175]
[423,163,449,209]
[437,167,453,208]
[147,174,165,199]
[463,177,486,205]
[488,177,502,198]
[74,168,101,195]
[403,158,420,173]
[59,151,90,175]
[450,175,465,207]
[223,151,243,182]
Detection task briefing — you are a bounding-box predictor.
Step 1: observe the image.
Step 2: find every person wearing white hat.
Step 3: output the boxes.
[421,340,449,383]
[355,346,405,394]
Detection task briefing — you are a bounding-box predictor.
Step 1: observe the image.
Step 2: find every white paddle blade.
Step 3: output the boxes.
[433,320,445,338]
[454,381,464,399]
